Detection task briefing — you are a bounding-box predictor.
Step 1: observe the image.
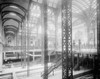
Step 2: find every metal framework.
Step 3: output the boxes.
[62,0,73,79]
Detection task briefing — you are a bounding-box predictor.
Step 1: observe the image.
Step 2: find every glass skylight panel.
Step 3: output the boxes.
[28,3,41,34]
[74,2,87,11]
[48,23,55,31]
[91,0,97,9]
[9,12,17,16]
[32,0,37,2]
[48,0,60,8]
[57,14,61,23]
[38,0,42,3]
[72,0,95,14]
[9,5,18,9]
[47,8,55,22]
[72,18,78,23]
[53,3,56,8]
[52,0,59,5]
[84,0,90,5]
[30,5,41,18]
[48,2,52,7]
[75,0,89,9]
[48,9,52,15]
[73,19,84,26]
[24,0,97,45]
[38,26,42,34]
[72,5,81,13]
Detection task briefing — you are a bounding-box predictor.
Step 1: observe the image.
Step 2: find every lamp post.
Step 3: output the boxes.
[78,39,81,52]
[72,40,75,68]
[73,40,75,50]
[77,39,81,70]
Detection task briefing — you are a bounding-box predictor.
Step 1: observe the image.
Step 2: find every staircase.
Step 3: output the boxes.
[41,56,62,77]
[74,59,83,71]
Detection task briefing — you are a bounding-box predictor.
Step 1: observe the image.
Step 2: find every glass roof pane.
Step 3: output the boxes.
[30,5,41,17]
[72,0,97,26]
[38,0,42,3]
[26,0,97,34]
[72,0,96,13]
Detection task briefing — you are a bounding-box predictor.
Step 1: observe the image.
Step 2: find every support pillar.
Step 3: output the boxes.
[62,0,73,79]
[0,43,3,72]
[42,0,48,79]
[0,16,3,72]
[41,3,45,64]
[95,0,100,78]
[54,9,59,60]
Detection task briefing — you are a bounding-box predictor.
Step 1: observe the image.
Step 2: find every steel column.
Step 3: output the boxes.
[97,0,100,56]
[21,22,23,66]
[26,0,32,76]
[96,0,100,78]
[62,0,73,79]
[42,0,48,79]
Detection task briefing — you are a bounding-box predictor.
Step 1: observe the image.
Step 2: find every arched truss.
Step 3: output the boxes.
[0,2,26,38]
[0,2,27,13]
[31,0,97,28]
[72,0,97,27]
[2,11,23,24]
[28,3,56,34]
[0,0,97,37]
[1,4,26,22]
[2,5,25,15]
[72,0,96,13]
[32,0,61,9]
[72,0,97,46]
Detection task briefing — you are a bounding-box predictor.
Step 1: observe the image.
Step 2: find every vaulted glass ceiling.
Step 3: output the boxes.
[0,0,97,47]
[1,0,97,35]
[27,0,97,32]
[24,0,97,48]
[73,0,96,13]
[72,0,97,26]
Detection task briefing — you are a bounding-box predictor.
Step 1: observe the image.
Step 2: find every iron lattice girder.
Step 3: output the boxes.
[62,0,73,79]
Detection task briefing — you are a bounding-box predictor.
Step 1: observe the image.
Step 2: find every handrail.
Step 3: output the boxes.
[0,72,13,79]
[41,56,62,77]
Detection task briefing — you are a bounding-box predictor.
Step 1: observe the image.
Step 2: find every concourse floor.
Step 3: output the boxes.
[17,69,62,79]
[0,63,91,79]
